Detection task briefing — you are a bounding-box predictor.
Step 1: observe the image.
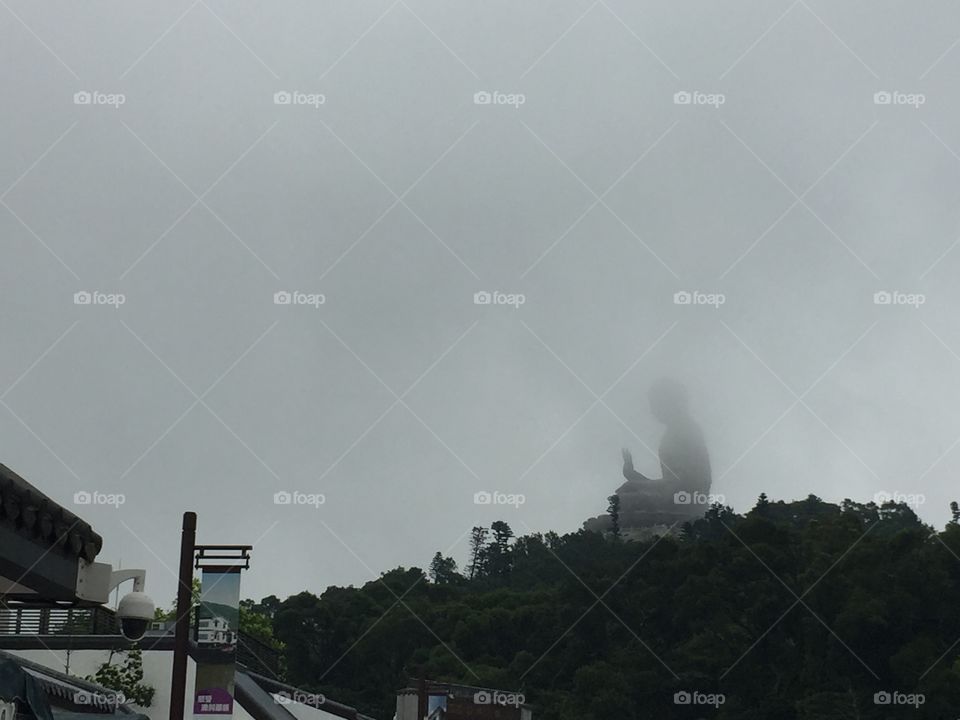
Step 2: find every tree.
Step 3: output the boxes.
[86,646,155,707]
[490,521,514,550]
[467,526,489,579]
[265,494,960,720]
[154,578,200,621]
[606,494,621,539]
[241,595,282,619]
[428,552,460,584]
[239,596,284,647]
[239,605,278,647]
[486,521,515,577]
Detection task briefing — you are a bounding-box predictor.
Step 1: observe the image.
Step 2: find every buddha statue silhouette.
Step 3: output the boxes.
[585,378,712,533]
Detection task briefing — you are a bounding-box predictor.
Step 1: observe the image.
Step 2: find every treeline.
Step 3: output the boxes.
[239,496,960,719]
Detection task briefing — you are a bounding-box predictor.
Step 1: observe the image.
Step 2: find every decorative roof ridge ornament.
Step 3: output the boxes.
[0,463,103,563]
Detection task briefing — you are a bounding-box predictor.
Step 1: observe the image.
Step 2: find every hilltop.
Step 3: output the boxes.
[240,495,960,719]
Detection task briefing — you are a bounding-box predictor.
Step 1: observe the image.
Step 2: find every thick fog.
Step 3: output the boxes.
[2,0,960,602]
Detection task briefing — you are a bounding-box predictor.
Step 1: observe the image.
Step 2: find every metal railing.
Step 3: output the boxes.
[0,603,119,635]
[236,631,283,679]
[0,603,282,678]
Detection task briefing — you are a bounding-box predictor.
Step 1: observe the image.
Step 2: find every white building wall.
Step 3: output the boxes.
[393,694,417,720]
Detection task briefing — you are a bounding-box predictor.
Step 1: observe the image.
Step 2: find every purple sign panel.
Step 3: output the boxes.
[194,688,234,715]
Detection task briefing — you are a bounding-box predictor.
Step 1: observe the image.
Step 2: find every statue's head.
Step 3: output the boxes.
[648,377,689,424]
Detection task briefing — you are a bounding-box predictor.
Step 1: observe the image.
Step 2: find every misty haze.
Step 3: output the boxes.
[2,2,960,718]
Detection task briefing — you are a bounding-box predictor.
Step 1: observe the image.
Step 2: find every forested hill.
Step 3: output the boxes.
[246,496,960,719]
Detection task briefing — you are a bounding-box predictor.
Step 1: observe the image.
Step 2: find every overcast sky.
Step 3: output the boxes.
[3,0,960,605]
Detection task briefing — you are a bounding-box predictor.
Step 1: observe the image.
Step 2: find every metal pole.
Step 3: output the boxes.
[169,512,197,720]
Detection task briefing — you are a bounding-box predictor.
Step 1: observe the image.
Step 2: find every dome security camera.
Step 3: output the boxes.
[116,591,155,641]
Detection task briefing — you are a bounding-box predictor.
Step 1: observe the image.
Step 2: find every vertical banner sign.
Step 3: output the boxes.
[192,568,241,717]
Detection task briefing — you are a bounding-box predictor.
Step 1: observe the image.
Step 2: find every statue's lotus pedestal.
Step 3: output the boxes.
[623,524,678,542]
[583,505,706,539]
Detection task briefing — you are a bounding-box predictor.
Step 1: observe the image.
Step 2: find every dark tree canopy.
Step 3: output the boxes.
[261,497,960,720]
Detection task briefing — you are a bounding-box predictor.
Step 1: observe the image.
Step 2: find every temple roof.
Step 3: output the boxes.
[0,649,146,720]
[0,464,103,564]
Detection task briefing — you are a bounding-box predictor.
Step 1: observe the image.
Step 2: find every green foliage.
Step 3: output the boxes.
[607,494,621,539]
[238,605,279,647]
[467,526,489,579]
[428,553,461,584]
[269,500,960,720]
[86,647,155,707]
[154,578,201,621]
[240,595,281,619]
[484,521,515,577]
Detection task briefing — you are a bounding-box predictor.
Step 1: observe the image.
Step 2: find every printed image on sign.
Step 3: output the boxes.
[193,569,241,717]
